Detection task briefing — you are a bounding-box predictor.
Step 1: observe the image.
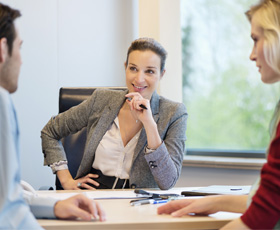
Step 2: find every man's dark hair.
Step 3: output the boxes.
[0,3,21,55]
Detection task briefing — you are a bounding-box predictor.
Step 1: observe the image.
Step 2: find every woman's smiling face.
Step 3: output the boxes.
[125,50,165,100]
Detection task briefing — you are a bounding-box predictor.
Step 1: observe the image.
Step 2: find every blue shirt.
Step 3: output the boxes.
[0,87,56,229]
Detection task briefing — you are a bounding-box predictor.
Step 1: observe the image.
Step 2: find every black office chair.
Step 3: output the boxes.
[56,87,127,190]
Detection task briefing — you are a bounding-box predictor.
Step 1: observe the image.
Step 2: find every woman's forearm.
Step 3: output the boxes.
[56,169,74,188]
[215,195,248,213]
[143,120,162,149]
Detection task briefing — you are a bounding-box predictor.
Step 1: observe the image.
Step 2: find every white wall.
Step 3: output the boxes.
[3,0,136,189]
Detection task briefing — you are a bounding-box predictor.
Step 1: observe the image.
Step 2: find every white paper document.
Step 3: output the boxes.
[181,185,251,196]
[37,190,142,200]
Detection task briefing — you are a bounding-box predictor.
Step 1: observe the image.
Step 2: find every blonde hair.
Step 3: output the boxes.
[246,0,280,75]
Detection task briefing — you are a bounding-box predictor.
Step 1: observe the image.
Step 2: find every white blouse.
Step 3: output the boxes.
[92,117,141,179]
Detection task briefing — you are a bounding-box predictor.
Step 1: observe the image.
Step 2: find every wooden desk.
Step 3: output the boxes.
[37,189,241,230]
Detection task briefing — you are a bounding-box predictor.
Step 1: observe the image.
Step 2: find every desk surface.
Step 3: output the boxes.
[37,188,241,230]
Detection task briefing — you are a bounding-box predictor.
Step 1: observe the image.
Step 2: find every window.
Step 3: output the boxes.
[181,0,279,157]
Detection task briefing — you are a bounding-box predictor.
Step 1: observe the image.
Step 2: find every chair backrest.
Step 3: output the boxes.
[56,87,127,190]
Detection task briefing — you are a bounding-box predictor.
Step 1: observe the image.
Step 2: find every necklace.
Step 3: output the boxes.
[122,102,139,123]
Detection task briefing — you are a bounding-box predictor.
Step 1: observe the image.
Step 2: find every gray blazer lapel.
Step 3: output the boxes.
[77,90,128,177]
[92,90,128,135]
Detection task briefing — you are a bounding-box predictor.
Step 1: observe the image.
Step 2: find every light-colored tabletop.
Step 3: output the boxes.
[36,188,242,230]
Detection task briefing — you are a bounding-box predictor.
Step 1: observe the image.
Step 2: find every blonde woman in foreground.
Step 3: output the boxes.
[158,0,280,229]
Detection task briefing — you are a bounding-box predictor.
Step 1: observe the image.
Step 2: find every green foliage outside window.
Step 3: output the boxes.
[181,0,280,151]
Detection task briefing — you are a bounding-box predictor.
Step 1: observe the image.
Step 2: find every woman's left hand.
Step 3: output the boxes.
[125,92,153,124]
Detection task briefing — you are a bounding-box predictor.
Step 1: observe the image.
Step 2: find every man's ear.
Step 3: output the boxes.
[160,69,166,79]
[0,38,8,63]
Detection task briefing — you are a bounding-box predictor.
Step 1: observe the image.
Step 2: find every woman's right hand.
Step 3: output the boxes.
[57,170,100,190]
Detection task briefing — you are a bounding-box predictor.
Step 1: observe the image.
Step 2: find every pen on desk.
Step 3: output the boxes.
[152,200,168,204]
[130,199,151,206]
[130,199,168,206]
[126,97,148,110]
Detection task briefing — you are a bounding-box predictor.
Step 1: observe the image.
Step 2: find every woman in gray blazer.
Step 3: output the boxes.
[41,37,188,190]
